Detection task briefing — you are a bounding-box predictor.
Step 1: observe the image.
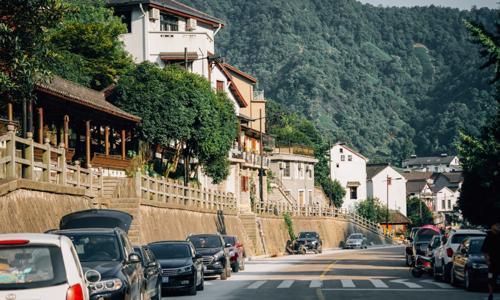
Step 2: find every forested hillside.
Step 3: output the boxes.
[184,0,497,164]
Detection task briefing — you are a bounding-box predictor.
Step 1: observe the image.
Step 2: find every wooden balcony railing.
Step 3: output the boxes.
[0,125,103,196]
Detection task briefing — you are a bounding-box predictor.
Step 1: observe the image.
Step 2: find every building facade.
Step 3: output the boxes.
[366,164,407,216]
[402,155,461,173]
[329,143,368,210]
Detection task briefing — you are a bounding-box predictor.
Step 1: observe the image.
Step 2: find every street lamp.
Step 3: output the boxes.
[385,175,403,234]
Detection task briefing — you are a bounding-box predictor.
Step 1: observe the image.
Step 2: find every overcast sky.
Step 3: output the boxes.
[357,0,499,10]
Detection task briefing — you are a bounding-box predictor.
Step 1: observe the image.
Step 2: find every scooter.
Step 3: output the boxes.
[411,255,433,278]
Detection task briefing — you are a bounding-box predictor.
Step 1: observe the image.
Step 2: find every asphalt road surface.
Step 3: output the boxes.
[164,245,496,300]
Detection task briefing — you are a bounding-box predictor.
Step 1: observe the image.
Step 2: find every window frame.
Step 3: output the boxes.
[160,13,179,31]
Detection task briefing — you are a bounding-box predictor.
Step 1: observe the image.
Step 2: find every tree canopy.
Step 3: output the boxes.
[113,63,238,183]
[406,197,434,227]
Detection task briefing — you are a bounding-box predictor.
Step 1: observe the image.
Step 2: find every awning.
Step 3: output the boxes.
[347,181,361,187]
[160,52,199,61]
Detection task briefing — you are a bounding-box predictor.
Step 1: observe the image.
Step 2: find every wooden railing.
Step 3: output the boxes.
[253,201,383,235]
[136,172,238,213]
[0,125,103,196]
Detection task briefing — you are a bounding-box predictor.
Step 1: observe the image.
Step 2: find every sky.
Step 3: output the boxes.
[357,0,499,10]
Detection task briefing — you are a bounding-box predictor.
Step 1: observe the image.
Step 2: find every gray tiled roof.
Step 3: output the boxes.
[403,155,457,166]
[107,0,224,25]
[366,164,389,180]
[402,171,435,181]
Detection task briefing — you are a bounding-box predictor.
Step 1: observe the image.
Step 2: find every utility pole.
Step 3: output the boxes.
[184,47,188,71]
[259,109,264,205]
[386,175,390,234]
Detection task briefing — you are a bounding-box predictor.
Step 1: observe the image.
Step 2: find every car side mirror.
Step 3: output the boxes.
[225,243,232,248]
[128,253,141,264]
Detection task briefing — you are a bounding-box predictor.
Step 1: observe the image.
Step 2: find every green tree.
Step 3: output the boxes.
[406,197,433,227]
[0,0,66,134]
[457,19,500,226]
[113,63,237,183]
[48,0,133,90]
[320,178,345,208]
[355,197,387,223]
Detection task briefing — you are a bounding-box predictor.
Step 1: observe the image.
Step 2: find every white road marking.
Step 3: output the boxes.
[321,288,455,292]
[309,280,322,288]
[390,279,422,288]
[369,279,388,288]
[246,281,267,289]
[340,279,356,288]
[277,280,294,288]
[420,279,450,289]
[204,281,213,286]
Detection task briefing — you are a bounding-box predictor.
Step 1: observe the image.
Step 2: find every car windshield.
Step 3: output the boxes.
[468,239,485,254]
[349,234,363,239]
[414,229,438,243]
[0,245,66,290]
[188,236,222,249]
[64,234,121,262]
[299,232,317,239]
[451,234,486,244]
[149,244,191,259]
[431,236,441,248]
[223,236,236,246]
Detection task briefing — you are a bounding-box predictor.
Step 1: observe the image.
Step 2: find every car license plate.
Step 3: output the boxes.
[162,277,169,283]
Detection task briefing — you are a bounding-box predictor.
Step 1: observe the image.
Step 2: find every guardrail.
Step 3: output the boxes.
[253,201,383,234]
[136,172,237,213]
[0,125,103,196]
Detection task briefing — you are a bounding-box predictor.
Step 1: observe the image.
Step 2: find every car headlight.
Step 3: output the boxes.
[213,250,224,260]
[179,265,194,274]
[472,263,488,269]
[89,278,123,295]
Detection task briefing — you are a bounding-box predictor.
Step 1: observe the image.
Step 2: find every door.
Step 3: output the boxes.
[144,248,160,295]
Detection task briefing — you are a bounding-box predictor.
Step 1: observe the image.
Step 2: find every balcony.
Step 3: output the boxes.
[229,145,269,168]
[147,31,215,57]
[273,146,315,157]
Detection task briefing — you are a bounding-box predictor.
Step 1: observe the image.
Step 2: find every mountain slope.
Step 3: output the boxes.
[184,0,497,163]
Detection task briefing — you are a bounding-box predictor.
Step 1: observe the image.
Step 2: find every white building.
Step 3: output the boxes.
[329,143,368,211]
[402,154,461,173]
[433,186,459,226]
[366,164,407,216]
[108,0,224,79]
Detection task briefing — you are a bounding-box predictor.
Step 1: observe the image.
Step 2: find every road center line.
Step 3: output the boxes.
[320,260,337,279]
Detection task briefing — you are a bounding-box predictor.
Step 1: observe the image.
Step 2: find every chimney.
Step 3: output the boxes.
[440,153,447,157]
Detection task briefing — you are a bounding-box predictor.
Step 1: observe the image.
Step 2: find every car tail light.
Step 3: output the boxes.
[67,283,84,300]
[446,248,454,257]
[0,240,29,245]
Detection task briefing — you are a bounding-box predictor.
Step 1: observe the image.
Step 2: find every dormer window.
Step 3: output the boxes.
[160,13,178,31]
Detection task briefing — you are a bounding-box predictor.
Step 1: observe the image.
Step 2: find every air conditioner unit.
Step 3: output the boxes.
[149,8,160,21]
[186,18,197,31]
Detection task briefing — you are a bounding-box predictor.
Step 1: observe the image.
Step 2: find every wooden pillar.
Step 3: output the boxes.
[121,129,126,160]
[104,126,110,156]
[85,120,91,167]
[37,108,44,144]
[7,102,13,122]
[63,115,69,149]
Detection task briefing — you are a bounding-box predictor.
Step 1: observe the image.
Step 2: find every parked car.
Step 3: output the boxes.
[296,231,323,253]
[406,225,439,266]
[434,229,486,282]
[223,235,245,272]
[0,233,90,300]
[52,209,143,300]
[133,245,161,300]
[148,241,204,296]
[426,234,442,258]
[343,233,367,249]
[450,236,488,291]
[405,227,421,265]
[187,234,231,280]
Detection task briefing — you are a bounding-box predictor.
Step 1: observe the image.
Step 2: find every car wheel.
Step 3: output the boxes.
[232,261,239,273]
[318,245,323,254]
[197,271,204,291]
[239,258,245,271]
[443,263,452,283]
[188,278,197,296]
[405,254,412,266]
[433,264,440,280]
[152,282,162,300]
[450,267,459,287]
[465,269,475,291]
[220,267,228,280]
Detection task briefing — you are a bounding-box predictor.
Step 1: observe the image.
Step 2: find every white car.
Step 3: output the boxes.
[0,233,90,300]
[343,233,368,249]
[433,229,486,282]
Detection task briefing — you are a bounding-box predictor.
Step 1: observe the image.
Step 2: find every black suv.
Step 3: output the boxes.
[148,241,204,295]
[52,209,143,300]
[187,234,231,280]
[296,231,323,254]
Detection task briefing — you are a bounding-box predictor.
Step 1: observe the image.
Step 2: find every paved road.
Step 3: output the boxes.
[164,245,496,300]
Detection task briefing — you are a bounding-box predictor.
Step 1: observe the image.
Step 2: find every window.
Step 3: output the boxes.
[308,167,313,179]
[442,199,445,210]
[241,176,249,192]
[308,190,312,204]
[447,199,451,210]
[339,148,343,153]
[283,162,291,177]
[216,80,224,92]
[298,190,305,206]
[298,163,304,179]
[350,187,357,199]
[341,155,345,161]
[348,155,352,161]
[160,13,178,31]
[114,10,131,33]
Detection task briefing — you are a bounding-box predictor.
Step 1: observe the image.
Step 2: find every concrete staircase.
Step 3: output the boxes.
[240,213,264,255]
[108,197,141,244]
[102,178,121,198]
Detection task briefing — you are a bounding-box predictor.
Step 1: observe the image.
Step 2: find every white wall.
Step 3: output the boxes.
[434,187,458,212]
[210,66,239,114]
[329,144,367,211]
[368,167,407,216]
